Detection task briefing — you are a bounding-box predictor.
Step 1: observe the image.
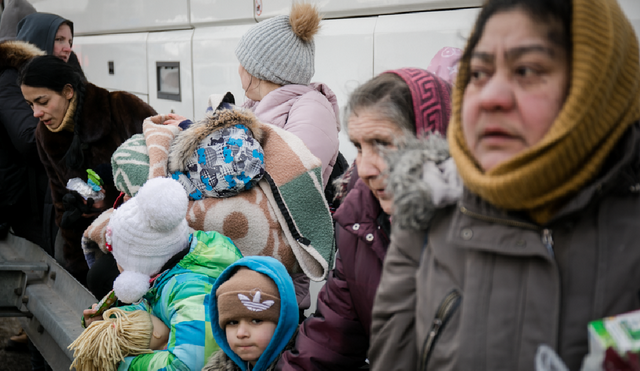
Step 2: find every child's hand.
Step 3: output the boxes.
[150,314,170,350]
[83,303,104,326]
[164,113,187,127]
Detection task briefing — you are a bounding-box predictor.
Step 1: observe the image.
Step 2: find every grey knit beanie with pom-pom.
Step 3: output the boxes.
[236,3,321,86]
[108,177,190,303]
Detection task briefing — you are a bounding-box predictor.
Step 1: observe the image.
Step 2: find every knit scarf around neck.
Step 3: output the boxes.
[46,93,77,133]
[448,0,640,224]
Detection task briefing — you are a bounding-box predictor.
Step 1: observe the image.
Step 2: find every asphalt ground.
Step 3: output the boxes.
[0,317,31,371]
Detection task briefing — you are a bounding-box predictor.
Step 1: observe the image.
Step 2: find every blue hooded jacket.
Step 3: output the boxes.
[209,256,299,371]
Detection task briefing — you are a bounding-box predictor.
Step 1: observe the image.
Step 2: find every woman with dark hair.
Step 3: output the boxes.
[19,55,156,283]
[0,9,80,250]
[370,0,640,369]
[277,68,452,370]
[0,5,88,356]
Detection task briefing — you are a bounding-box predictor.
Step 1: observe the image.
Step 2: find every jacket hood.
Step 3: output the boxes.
[209,256,299,371]
[0,0,36,42]
[16,12,72,55]
[0,40,44,70]
[167,106,264,173]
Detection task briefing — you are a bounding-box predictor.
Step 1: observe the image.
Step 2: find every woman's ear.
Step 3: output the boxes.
[63,84,75,100]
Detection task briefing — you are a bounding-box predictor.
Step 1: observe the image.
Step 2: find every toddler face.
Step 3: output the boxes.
[225,318,277,365]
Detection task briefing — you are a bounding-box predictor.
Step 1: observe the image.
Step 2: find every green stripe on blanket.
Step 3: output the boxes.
[111,134,150,197]
[280,167,335,271]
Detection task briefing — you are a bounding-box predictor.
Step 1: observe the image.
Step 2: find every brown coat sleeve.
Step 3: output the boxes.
[369,226,425,370]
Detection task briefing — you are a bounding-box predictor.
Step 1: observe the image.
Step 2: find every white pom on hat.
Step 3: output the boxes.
[113,271,151,304]
[136,177,189,232]
[108,177,191,303]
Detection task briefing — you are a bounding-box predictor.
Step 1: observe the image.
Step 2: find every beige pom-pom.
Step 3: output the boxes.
[289,3,321,42]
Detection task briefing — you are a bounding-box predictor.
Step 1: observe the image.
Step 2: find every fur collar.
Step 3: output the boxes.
[384,134,460,231]
[46,93,77,133]
[167,108,264,173]
[0,40,44,70]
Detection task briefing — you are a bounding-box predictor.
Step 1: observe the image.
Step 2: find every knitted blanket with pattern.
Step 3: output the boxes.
[82,112,335,281]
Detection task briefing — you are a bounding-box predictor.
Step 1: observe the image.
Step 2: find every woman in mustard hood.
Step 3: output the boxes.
[370,0,640,370]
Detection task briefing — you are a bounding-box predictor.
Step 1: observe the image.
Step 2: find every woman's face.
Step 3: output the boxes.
[21,84,74,131]
[348,109,404,215]
[462,9,570,172]
[238,64,259,101]
[53,24,73,63]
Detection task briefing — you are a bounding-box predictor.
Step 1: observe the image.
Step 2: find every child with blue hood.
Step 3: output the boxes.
[204,256,299,371]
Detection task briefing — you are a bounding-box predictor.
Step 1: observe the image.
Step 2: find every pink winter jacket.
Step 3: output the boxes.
[243,83,340,188]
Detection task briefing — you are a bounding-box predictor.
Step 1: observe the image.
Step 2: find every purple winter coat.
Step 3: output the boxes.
[243,83,340,188]
[277,177,389,370]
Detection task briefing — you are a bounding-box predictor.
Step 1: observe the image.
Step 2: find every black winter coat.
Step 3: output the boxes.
[0,41,50,247]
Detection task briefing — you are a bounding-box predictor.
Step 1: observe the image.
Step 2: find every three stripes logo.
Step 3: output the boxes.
[238,290,275,312]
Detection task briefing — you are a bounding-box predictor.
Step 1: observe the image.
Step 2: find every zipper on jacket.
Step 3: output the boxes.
[420,289,462,371]
[541,229,554,257]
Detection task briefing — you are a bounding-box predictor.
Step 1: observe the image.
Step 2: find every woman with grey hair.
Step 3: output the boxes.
[278,67,452,370]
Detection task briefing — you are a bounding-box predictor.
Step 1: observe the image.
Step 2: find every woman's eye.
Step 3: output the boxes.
[515,66,537,77]
[226,320,238,326]
[469,69,489,82]
[252,319,263,324]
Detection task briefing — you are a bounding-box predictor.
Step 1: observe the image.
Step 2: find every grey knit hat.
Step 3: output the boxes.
[235,3,320,86]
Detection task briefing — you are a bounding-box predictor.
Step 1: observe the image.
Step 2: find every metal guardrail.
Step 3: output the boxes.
[0,233,96,370]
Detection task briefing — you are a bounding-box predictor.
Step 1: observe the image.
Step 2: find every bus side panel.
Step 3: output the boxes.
[374,8,480,76]
[619,0,640,38]
[147,30,195,120]
[313,17,377,164]
[190,0,255,26]
[192,24,255,121]
[32,0,190,35]
[256,0,482,20]
[73,33,150,101]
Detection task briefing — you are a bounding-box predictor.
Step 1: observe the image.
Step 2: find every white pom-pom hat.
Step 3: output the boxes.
[108,177,190,303]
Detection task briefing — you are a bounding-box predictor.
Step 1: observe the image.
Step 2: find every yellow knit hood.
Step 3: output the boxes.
[448,0,640,224]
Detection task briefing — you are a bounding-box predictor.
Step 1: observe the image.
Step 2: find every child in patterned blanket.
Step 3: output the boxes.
[164,92,266,200]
